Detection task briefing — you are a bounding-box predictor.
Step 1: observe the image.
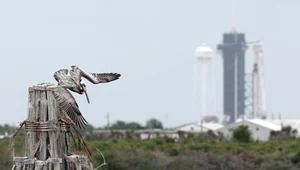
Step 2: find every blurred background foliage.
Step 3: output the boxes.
[1,121,300,169]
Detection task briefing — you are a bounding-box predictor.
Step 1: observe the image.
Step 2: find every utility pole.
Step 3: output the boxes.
[165,113,168,129]
[105,112,110,129]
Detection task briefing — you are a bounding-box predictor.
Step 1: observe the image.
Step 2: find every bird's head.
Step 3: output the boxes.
[80,79,90,104]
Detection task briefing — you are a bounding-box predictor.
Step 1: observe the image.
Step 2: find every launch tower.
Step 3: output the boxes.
[217,33,247,123]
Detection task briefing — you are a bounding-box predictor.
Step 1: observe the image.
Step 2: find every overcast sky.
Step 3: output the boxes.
[0,1,299,128]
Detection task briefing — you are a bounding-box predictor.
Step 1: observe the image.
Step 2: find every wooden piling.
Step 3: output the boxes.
[12,84,89,170]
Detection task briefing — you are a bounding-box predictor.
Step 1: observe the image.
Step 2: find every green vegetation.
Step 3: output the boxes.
[108,120,144,130]
[233,125,251,143]
[0,124,18,135]
[2,124,300,169]
[145,118,163,129]
[106,118,163,130]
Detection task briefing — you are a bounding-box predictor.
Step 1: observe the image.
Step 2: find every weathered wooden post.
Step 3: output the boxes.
[12,83,89,170]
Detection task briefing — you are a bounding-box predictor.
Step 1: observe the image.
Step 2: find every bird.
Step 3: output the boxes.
[52,65,121,129]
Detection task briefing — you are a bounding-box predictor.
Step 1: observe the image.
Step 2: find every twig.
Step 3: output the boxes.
[93,149,108,170]
[71,124,92,158]
[68,130,77,151]
[9,120,26,157]
[59,116,92,158]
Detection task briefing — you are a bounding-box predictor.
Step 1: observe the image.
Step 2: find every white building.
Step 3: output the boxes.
[139,129,179,140]
[267,119,300,137]
[216,119,281,141]
[175,121,224,133]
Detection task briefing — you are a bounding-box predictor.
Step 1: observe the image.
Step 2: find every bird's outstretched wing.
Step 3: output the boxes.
[84,72,121,84]
[70,65,121,84]
[54,69,69,82]
[52,87,88,129]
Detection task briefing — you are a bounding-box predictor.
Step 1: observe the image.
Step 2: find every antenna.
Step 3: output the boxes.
[232,0,236,32]
[165,113,168,129]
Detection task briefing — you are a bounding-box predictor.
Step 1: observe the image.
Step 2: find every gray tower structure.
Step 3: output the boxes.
[217,33,247,123]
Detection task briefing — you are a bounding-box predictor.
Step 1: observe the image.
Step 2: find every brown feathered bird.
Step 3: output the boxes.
[52,65,120,128]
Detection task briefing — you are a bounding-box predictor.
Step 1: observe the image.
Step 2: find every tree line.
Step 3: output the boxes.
[104,118,163,130]
[0,118,164,136]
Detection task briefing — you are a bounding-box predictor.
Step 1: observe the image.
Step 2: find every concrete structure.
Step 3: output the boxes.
[216,119,281,141]
[217,33,247,123]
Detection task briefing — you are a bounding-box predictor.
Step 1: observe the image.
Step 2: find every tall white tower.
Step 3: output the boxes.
[194,43,213,122]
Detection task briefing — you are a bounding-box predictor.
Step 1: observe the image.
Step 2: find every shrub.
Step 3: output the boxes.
[291,152,300,164]
[166,147,179,156]
[233,125,251,143]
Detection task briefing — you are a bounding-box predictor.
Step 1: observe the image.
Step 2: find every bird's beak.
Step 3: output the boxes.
[82,85,90,104]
